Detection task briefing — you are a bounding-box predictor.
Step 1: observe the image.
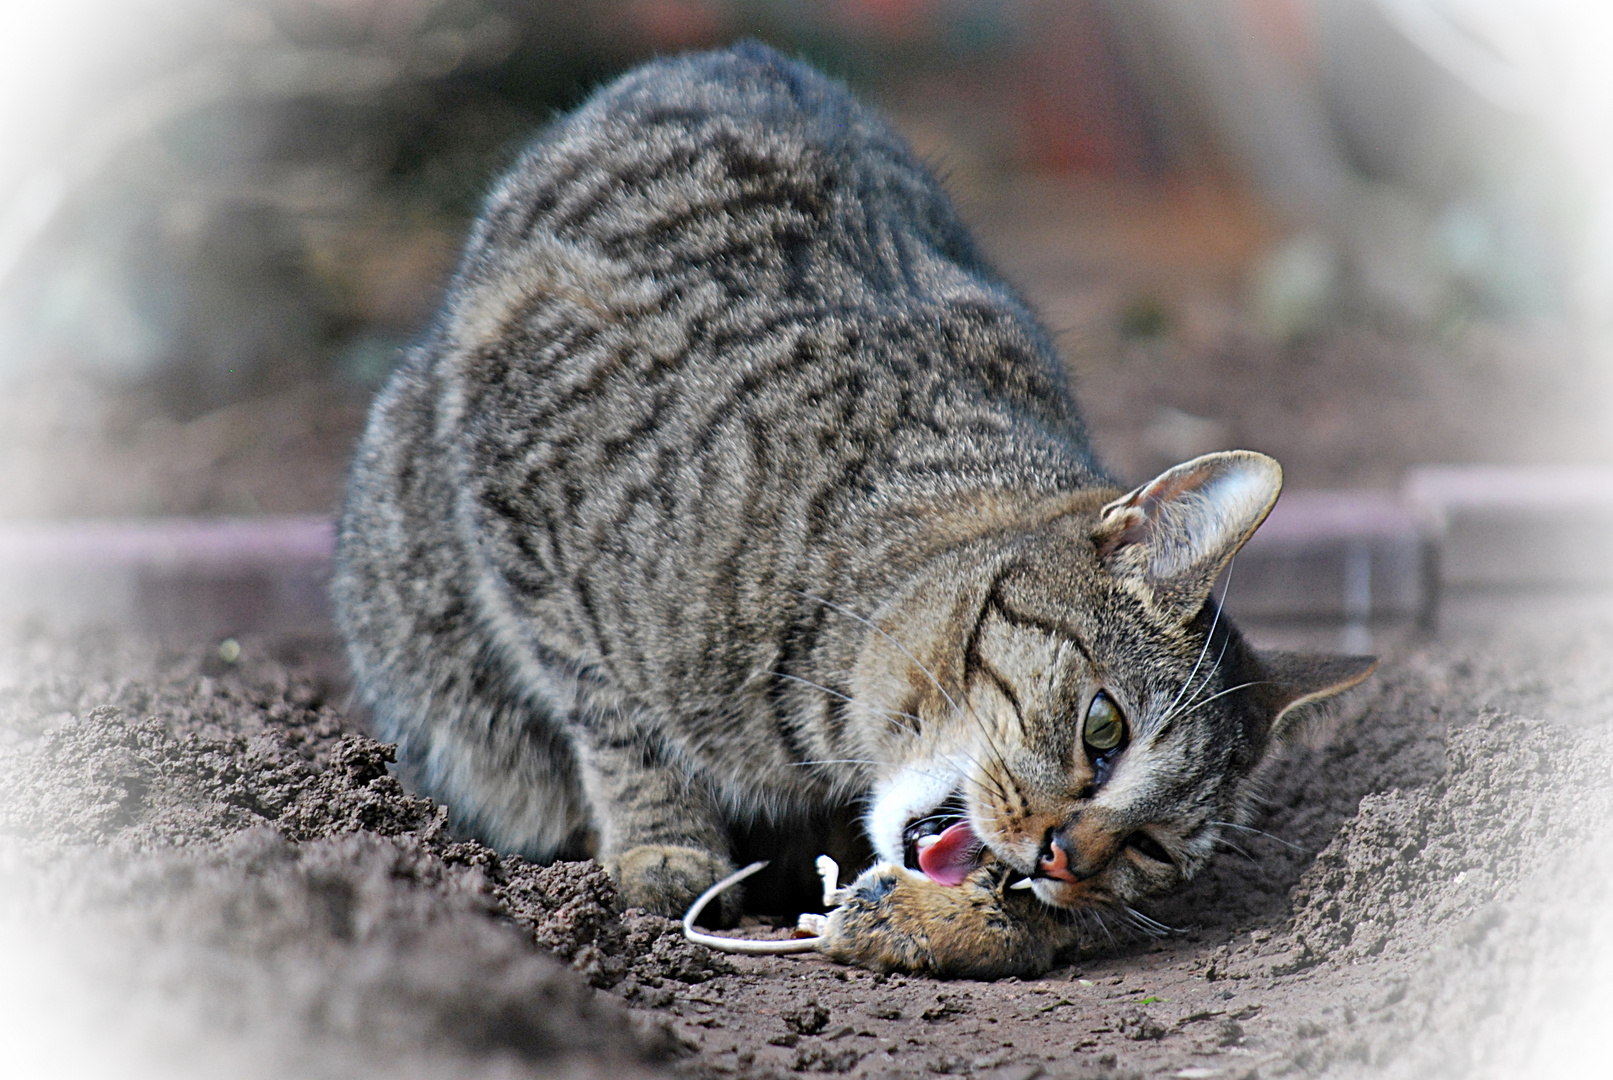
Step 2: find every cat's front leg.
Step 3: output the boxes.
[819,863,1079,978]
[576,723,740,923]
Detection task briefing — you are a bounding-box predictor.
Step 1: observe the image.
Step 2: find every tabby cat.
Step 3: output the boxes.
[333,43,1373,978]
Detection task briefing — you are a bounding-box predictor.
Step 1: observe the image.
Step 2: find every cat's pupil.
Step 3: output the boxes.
[1083,692,1126,753]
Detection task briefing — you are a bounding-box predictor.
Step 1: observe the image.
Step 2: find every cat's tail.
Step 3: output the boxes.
[681,861,826,955]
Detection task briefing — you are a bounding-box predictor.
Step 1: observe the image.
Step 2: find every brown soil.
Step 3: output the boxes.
[2,604,1610,1080]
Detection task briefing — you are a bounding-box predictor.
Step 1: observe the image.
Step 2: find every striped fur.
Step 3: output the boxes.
[333,44,1371,973]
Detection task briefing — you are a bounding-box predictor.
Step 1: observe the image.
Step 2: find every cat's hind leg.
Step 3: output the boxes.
[334,359,593,862]
[353,621,596,861]
[405,676,595,860]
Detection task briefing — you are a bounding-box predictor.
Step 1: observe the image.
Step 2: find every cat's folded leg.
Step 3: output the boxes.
[575,722,739,923]
[818,862,1079,978]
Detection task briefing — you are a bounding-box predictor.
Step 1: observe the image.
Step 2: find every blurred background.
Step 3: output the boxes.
[7,11,1613,1078]
[1,0,1611,518]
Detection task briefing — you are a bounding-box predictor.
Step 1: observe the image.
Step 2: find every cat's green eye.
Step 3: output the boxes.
[1083,692,1125,752]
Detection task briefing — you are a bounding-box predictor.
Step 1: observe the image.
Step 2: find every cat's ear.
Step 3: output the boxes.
[1092,450,1283,622]
[1255,650,1378,740]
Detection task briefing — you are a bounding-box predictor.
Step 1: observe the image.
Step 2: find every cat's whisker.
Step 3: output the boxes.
[1156,565,1243,735]
[949,673,1026,791]
[1158,630,1234,732]
[1209,840,1283,886]
[909,733,1003,792]
[762,669,1008,790]
[788,589,1020,785]
[1209,820,1307,853]
[783,759,882,767]
[932,682,1015,800]
[1240,789,1278,811]
[1186,635,1233,713]
[764,673,929,731]
[787,590,968,718]
[1213,837,1258,863]
[1091,908,1120,951]
[960,760,1014,811]
[1169,679,1274,722]
[948,696,1023,813]
[789,666,1014,799]
[1119,905,1178,937]
[1161,555,1236,720]
[764,671,923,733]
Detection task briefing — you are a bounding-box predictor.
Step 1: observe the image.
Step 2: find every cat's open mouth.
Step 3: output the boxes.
[901,794,985,885]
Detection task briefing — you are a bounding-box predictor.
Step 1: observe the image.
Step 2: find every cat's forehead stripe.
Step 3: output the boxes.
[983,587,1097,671]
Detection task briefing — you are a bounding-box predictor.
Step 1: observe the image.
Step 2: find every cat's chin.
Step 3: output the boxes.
[1020,876,1114,909]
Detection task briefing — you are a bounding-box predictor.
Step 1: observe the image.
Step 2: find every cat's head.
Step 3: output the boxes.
[858,451,1376,914]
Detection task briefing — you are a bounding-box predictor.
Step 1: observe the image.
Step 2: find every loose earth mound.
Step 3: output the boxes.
[1,606,1609,1079]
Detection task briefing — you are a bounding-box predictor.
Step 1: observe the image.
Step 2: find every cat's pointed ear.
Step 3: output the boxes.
[1092,451,1283,622]
[1256,650,1378,740]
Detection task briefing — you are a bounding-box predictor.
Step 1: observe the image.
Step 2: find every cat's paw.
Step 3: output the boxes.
[819,863,1069,978]
[606,844,739,924]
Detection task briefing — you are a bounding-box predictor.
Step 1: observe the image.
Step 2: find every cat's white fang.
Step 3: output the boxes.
[915,834,941,850]
[1008,877,1035,890]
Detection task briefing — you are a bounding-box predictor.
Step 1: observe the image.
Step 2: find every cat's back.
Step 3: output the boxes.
[340,43,1101,712]
[439,41,1092,505]
[466,40,991,302]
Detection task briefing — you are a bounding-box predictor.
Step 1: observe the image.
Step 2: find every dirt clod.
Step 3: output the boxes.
[921,994,971,1021]
[1116,1010,1167,1041]
[783,1001,832,1036]
[791,1043,866,1072]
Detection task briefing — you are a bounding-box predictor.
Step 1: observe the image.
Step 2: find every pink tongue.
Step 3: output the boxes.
[917,820,982,886]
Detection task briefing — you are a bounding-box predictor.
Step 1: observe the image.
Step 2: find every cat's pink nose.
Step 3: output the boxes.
[1039,834,1084,882]
[1041,821,1124,882]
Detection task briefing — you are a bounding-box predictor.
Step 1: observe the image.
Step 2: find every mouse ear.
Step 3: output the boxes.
[1093,451,1283,622]
[1254,650,1379,740]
